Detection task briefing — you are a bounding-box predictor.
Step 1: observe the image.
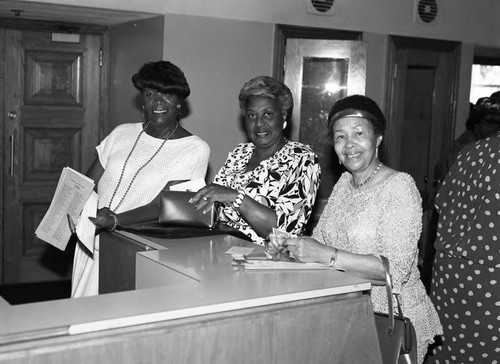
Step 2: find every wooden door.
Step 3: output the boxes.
[284,39,366,225]
[2,29,102,284]
[385,37,459,286]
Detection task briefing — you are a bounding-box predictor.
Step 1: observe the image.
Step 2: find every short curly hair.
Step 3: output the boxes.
[327,95,387,138]
[238,76,293,118]
[132,60,190,99]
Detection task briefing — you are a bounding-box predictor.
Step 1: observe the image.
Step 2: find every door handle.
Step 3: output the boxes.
[9,134,14,176]
[423,176,441,187]
[8,111,17,120]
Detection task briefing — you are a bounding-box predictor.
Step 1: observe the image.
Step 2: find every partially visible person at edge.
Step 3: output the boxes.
[448,97,500,169]
[429,132,500,362]
[423,97,500,291]
[72,60,210,297]
[268,95,442,363]
[190,76,321,245]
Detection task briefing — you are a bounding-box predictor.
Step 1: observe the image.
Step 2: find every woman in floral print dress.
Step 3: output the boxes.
[191,76,321,245]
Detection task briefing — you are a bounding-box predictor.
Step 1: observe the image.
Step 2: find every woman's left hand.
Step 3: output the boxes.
[283,237,332,264]
[190,183,237,213]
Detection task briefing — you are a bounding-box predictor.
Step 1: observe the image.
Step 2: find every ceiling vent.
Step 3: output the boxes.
[414,0,440,25]
[306,0,335,16]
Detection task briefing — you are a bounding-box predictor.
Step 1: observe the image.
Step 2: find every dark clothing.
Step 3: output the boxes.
[429,132,500,363]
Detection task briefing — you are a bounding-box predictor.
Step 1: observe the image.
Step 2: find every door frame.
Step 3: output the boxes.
[384,36,460,167]
[384,36,460,281]
[0,18,109,283]
[273,25,362,82]
[273,25,363,231]
[0,28,4,278]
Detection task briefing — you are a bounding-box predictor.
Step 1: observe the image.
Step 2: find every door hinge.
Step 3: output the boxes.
[99,49,103,67]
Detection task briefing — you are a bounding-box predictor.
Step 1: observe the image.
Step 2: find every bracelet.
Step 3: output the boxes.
[328,247,339,267]
[232,189,245,210]
[109,213,118,231]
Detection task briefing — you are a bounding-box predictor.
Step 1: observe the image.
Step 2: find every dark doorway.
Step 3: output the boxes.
[385,36,460,289]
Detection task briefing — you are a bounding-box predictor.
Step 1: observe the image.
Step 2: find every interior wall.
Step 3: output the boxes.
[25,0,500,47]
[108,16,165,134]
[161,14,274,179]
[362,33,388,112]
[23,0,498,178]
[106,14,391,181]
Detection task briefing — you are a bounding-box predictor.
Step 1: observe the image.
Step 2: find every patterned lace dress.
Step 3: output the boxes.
[312,171,442,363]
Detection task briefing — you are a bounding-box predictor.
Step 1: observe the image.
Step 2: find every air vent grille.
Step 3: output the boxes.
[417,0,438,23]
[311,0,334,13]
[306,0,335,16]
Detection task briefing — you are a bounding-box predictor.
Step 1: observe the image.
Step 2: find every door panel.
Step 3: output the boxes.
[385,38,458,287]
[389,47,454,202]
[2,29,101,284]
[25,49,83,105]
[401,67,435,193]
[284,39,366,222]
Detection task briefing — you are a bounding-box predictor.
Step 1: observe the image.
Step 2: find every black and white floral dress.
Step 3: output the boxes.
[213,141,321,245]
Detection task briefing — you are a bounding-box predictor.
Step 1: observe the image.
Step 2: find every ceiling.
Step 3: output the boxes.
[0,0,159,26]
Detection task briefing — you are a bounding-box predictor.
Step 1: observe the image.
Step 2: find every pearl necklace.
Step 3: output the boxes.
[108,122,179,211]
[353,162,383,189]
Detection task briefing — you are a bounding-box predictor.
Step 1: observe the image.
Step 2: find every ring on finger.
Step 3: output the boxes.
[203,196,209,201]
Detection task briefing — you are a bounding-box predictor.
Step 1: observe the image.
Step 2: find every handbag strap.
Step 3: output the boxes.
[380,255,395,336]
[395,294,404,317]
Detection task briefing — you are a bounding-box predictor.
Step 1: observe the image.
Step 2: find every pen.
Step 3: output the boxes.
[67,214,76,234]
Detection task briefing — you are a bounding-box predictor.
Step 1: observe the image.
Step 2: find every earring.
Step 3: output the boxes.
[376,147,379,158]
[283,121,288,129]
[176,105,182,121]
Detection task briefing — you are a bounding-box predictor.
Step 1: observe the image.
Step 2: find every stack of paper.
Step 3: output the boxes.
[35,167,95,251]
[243,260,333,270]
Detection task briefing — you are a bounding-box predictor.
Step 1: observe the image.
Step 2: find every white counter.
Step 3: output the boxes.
[0,231,380,364]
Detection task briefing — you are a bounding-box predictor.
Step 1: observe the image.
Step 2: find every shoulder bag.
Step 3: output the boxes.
[374,255,417,364]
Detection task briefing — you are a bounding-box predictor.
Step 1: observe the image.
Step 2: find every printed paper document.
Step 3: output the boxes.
[35,167,95,251]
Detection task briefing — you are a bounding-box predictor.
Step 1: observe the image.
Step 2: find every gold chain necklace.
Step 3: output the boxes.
[353,162,382,189]
[108,122,179,211]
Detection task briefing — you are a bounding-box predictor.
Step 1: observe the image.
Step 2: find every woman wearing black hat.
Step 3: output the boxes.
[268,95,442,363]
[71,60,210,297]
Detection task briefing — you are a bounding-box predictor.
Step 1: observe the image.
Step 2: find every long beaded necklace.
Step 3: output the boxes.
[108,121,179,211]
[353,162,383,189]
